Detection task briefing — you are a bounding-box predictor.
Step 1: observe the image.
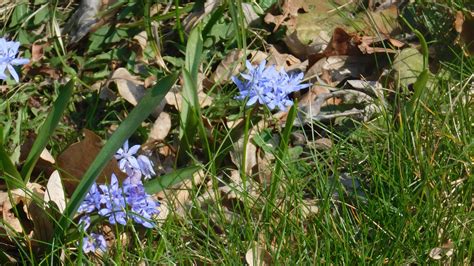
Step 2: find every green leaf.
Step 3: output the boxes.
[9,2,29,28]
[144,165,201,194]
[185,26,203,84]
[406,69,430,118]
[177,69,200,165]
[20,79,75,182]
[0,144,23,188]
[55,73,177,237]
[177,27,205,165]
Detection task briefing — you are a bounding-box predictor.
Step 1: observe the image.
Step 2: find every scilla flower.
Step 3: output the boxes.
[115,140,156,180]
[0,38,29,82]
[232,60,311,111]
[82,233,107,254]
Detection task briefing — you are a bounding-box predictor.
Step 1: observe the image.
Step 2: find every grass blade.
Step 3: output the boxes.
[20,79,75,182]
[55,73,177,236]
[144,165,201,194]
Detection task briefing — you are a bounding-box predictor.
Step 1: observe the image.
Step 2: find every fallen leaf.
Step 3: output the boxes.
[306,56,375,85]
[457,11,474,55]
[111,67,145,106]
[1,183,44,236]
[264,0,309,32]
[429,239,454,260]
[155,200,170,225]
[267,45,305,72]
[19,132,55,178]
[283,30,324,59]
[148,112,172,141]
[110,67,166,116]
[363,5,400,35]
[56,129,126,196]
[454,11,464,33]
[241,3,259,25]
[31,42,45,62]
[44,170,66,214]
[183,0,221,32]
[245,241,273,266]
[28,201,54,249]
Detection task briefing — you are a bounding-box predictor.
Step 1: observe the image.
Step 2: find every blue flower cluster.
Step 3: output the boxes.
[232,60,311,111]
[78,140,159,254]
[0,37,29,82]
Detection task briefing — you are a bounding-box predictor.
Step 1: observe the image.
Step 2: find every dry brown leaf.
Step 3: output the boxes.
[300,199,319,218]
[109,67,166,114]
[155,200,170,225]
[148,112,171,141]
[264,0,309,32]
[245,241,273,266]
[283,29,327,59]
[241,2,259,25]
[44,170,66,214]
[364,5,400,35]
[28,201,54,248]
[111,67,145,106]
[183,0,221,31]
[211,50,245,84]
[299,85,331,106]
[56,129,126,196]
[306,56,374,85]
[457,11,474,55]
[454,11,464,33]
[1,183,43,236]
[31,42,45,63]
[19,132,55,178]
[267,46,305,72]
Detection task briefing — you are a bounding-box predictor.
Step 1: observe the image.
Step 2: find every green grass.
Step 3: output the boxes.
[0,0,473,264]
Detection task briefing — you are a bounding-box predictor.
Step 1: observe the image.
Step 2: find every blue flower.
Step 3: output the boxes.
[98,174,128,225]
[232,60,311,111]
[137,155,155,180]
[115,140,141,173]
[0,37,29,82]
[79,215,91,231]
[82,233,107,254]
[115,140,156,179]
[78,183,102,214]
[123,175,159,228]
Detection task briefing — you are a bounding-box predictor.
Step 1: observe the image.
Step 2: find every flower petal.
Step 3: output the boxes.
[7,64,19,82]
